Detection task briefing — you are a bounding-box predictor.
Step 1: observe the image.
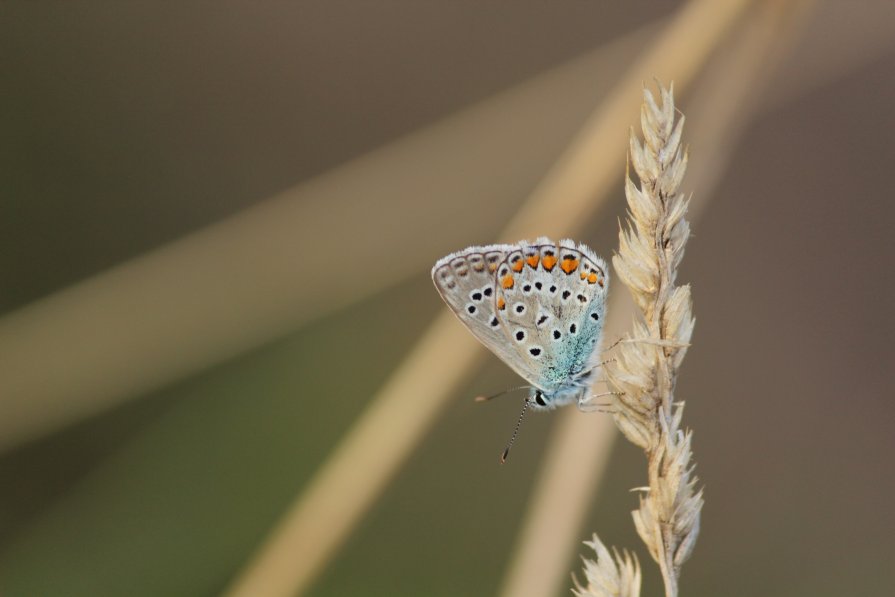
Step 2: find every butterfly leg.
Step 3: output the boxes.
[577,390,623,414]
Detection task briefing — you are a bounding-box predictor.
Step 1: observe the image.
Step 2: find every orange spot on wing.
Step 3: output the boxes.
[587,272,599,284]
[526,254,540,268]
[542,255,556,271]
[511,259,524,272]
[560,258,580,274]
[501,275,515,289]
[497,297,506,310]
[489,263,498,272]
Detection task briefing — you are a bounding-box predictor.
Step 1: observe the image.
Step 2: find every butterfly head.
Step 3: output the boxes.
[528,385,585,412]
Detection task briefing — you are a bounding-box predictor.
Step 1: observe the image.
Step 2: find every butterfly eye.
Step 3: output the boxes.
[535,392,547,406]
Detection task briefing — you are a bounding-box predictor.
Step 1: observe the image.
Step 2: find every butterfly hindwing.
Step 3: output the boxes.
[493,238,608,392]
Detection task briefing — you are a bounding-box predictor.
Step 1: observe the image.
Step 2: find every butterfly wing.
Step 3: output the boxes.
[433,238,609,393]
[431,244,543,386]
[492,238,609,392]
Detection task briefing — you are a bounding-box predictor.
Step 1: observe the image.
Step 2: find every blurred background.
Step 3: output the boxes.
[1,1,894,596]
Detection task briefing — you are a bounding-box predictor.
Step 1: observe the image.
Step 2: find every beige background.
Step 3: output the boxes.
[1,2,893,596]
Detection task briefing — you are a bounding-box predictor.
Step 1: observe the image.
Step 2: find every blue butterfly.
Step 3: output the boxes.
[433,237,609,461]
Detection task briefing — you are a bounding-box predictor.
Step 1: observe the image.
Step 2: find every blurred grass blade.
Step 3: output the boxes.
[0,24,650,453]
[762,0,895,112]
[223,314,481,597]
[224,1,753,596]
[497,3,817,597]
[498,0,750,241]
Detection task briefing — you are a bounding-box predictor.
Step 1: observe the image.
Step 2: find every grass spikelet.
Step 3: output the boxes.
[578,82,701,597]
[573,534,641,597]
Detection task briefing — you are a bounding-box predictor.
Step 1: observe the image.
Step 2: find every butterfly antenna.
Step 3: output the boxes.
[474,385,531,403]
[499,397,531,464]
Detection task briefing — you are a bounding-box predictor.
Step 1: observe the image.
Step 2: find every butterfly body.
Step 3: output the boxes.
[432,237,608,411]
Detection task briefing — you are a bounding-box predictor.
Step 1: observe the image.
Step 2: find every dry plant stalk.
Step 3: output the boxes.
[575,83,700,597]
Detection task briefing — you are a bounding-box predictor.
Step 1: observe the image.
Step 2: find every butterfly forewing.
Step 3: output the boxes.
[431,244,539,382]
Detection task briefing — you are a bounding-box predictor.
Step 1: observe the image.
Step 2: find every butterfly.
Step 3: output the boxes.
[432,237,609,461]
